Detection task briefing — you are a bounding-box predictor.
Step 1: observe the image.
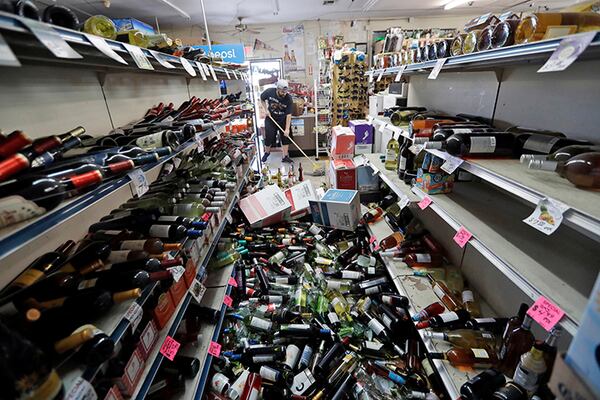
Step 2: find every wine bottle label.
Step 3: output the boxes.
[439,312,459,323]
[462,290,475,303]
[331,297,343,308]
[474,317,496,324]
[382,314,394,329]
[285,344,301,369]
[157,216,179,222]
[108,160,135,174]
[13,268,45,288]
[120,240,146,251]
[367,267,376,275]
[136,131,164,149]
[327,280,343,290]
[210,372,230,394]
[513,362,542,390]
[252,354,276,363]
[259,366,279,382]
[523,136,560,154]
[267,295,283,304]
[422,358,435,376]
[399,156,407,170]
[367,318,386,335]
[382,295,393,305]
[341,270,362,280]
[149,225,171,238]
[453,128,474,134]
[173,204,194,213]
[364,286,382,295]
[0,195,46,228]
[300,345,313,366]
[469,136,496,153]
[415,253,432,263]
[385,149,398,162]
[250,316,272,331]
[327,312,340,325]
[309,225,322,235]
[282,238,294,245]
[284,324,308,330]
[107,250,131,263]
[471,348,489,358]
[220,155,232,166]
[432,285,446,299]
[482,332,494,339]
[364,341,384,351]
[100,230,122,235]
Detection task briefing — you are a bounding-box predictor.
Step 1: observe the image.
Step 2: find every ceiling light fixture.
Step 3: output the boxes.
[155,0,191,20]
[272,0,280,15]
[444,0,472,10]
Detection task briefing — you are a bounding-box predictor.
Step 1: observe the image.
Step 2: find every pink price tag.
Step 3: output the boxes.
[453,226,473,248]
[373,244,380,251]
[159,336,180,361]
[369,236,376,244]
[208,341,222,357]
[418,196,433,210]
[223,294,233,307]
[527,296,565,331]
[228,277,238,287]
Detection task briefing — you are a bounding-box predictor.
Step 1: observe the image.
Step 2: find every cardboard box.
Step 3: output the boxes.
[354,157,379,193]
[239,184,291,228]
[169,276,188,306]
[565,273,600,397]
[550,354,598,400]
[349,120,374,145]
[153,292,175,330]
[330,126,355,159]
[415,168,454,194]
[117,349,145,396]
[330,159,357,190]
[137,320,159,360]
[284,181,317,220]
[309,189,360,231]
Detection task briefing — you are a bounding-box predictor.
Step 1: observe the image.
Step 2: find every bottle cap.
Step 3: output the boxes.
[54,327,95,353]
[528,159,558,171]
[424,331,445,340]
[26,308,41,322]
[519,154,545,163]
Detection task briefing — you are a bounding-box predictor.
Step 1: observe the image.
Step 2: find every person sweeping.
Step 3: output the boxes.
[260,79,294,164]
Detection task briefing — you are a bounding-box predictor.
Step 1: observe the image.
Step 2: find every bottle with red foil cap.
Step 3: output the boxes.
[412,301,445,322]
[416,309,471,329]
[0,170,104,228]
[240,372,262,400]
[0,130,32,159]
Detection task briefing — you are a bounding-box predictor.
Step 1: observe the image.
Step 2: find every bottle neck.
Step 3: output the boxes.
[521,315,532,330]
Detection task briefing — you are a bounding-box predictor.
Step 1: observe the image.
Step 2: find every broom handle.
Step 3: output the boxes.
[268,114,314,164]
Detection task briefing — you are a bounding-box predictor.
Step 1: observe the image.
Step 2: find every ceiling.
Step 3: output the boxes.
[53,0,578,27]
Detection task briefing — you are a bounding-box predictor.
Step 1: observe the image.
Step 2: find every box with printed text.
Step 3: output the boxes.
[309,189,360,231]
[239,184,291,228]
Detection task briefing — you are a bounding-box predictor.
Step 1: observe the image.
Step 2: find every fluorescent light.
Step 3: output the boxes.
[444,0,471,10]
[272,0,280,15]
[155,0,191,19]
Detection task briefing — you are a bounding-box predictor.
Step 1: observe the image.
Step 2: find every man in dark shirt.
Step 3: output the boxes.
[260,79,294,163]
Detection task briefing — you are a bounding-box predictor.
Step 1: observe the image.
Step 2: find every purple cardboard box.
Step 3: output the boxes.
[349,120,374,145]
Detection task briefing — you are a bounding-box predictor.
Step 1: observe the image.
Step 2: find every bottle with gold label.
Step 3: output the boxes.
[384,133,400,170]
[516,12,600,44]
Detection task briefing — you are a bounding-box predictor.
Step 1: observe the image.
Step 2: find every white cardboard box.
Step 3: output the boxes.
[284,181,317,220]
[309,189,360,231]
[239,184,291,228]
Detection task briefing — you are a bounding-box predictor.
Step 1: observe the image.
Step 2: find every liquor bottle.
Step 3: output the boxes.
[379,231,405,250]
[428,274,462,311]
[521,144,600,164]
[537,326,561,383]
[83,15,117,39]
[278,323,330,338]
[429,346,498,368]
[491,19,520,48]
[512,345,547,395]
[402,252,443,268]
[360,207,384,225]
[412,301,445,321]
[529,152,600,189]
[444,133,516,157]
[385,133,400,170]
[462,288,481,317]
[460,368,506,400]
[426,329,496,348]
[380,293,409,308]
[298,163,304,181]
[397,138,413,179]
[498,314,535,375]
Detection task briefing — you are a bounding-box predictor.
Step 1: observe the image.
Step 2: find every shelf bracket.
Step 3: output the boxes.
[493,67,504,83]
[96,72,107,88]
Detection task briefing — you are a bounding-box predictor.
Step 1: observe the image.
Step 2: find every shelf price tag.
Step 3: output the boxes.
[527,296,565,331]
[523,197,569,235]
[179,57,197,76]
[453,226,473,248]
[122,43,153,70]
[376,68,386,82]
[195,61,207,80]
[441,155,464,174]
[538,31,596,73]
[208,341,222,357]
[168,265,186,282]
[150,50,175,68]
[128,168,149,197]
[0,33,20,67]
[418,196,433,210]
[159,336,180,361]
[232,70,238,79]
[428,58,447,80]
[124,302,143,333]
[224,69,231,79]
[399,195,411,210]
[378,123,387,133]
[190,279,207,303]
[368,70,374,83]
[394,65,407,82]
[20,19,82,59]
[65,377,97,400]
[223,294,233,307]
[208,64,218,81]
[228,276,238,287]
[85,34,127,65]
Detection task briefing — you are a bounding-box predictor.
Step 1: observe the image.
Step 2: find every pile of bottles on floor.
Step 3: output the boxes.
[382,107,600,190]
[0,94,250,229]
[0,127,256,399]
[202,190,562,400]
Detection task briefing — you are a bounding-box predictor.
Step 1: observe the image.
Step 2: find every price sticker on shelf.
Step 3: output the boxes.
[378,123,387,133]
[179,57,197,77]
[85,34,127,65]
[527,296,565,331]
[224,69,231,79]
[418,196,433,210]
[208,341,222,357]
[453,226,473,248]
[65,377,97,400]
[150,50,175,68]
[367,115,373,123]
[376,68,386,82]
[225,213,233,224]
[128,168,149,197]
[223,294,233,307]
[159,336,180,361]
[124,302,143,333]
[368,70,374,83]
[394,65,406,82]
[441,155,464,174]
[208,64,218,81]
[195,61,207,80]
[538,31,596,73]
[369,235,377,245]
[232,70,238,79]
[228,276,238,287]
[523,197,569,235]
[168,265,186,282]
[428,58,447,80]
[20,19,82,59]
[399,195,411,210]
[190,279,207,303]
[408,144,424,155]
[122,43,154,70]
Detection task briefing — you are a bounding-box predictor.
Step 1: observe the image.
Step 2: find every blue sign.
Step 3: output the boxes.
[193,44,245,63]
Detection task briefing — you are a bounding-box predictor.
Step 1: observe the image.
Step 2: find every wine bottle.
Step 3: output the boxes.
[512,345,547,395]
[429,346,498,368]
[426,329,496,348]
[529,152,600,189]
[521,144,600,164]
[460,368,506,400]
[416,309,471,329]
[385,133,400,170]
[0,130,32,159]
[498,314,535,375]
[445,133,516,157]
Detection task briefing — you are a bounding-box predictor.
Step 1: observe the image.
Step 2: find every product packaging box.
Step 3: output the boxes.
[550,354,597,400]
[239,184,291,228]
[112,18,155,35]
[284,181,317,220]
[309,189,360,231]
[415,168,454,194]
[330,125,355,159]
[137,320,159,360]
[330,159,357,190]
[349,120,374,154]
[565,273,600,398]
[153,292,175,330]
[354,157,379,193]
[117,349,145,396]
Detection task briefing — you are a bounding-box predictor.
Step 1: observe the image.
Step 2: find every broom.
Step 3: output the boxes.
[267,114,326,176]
